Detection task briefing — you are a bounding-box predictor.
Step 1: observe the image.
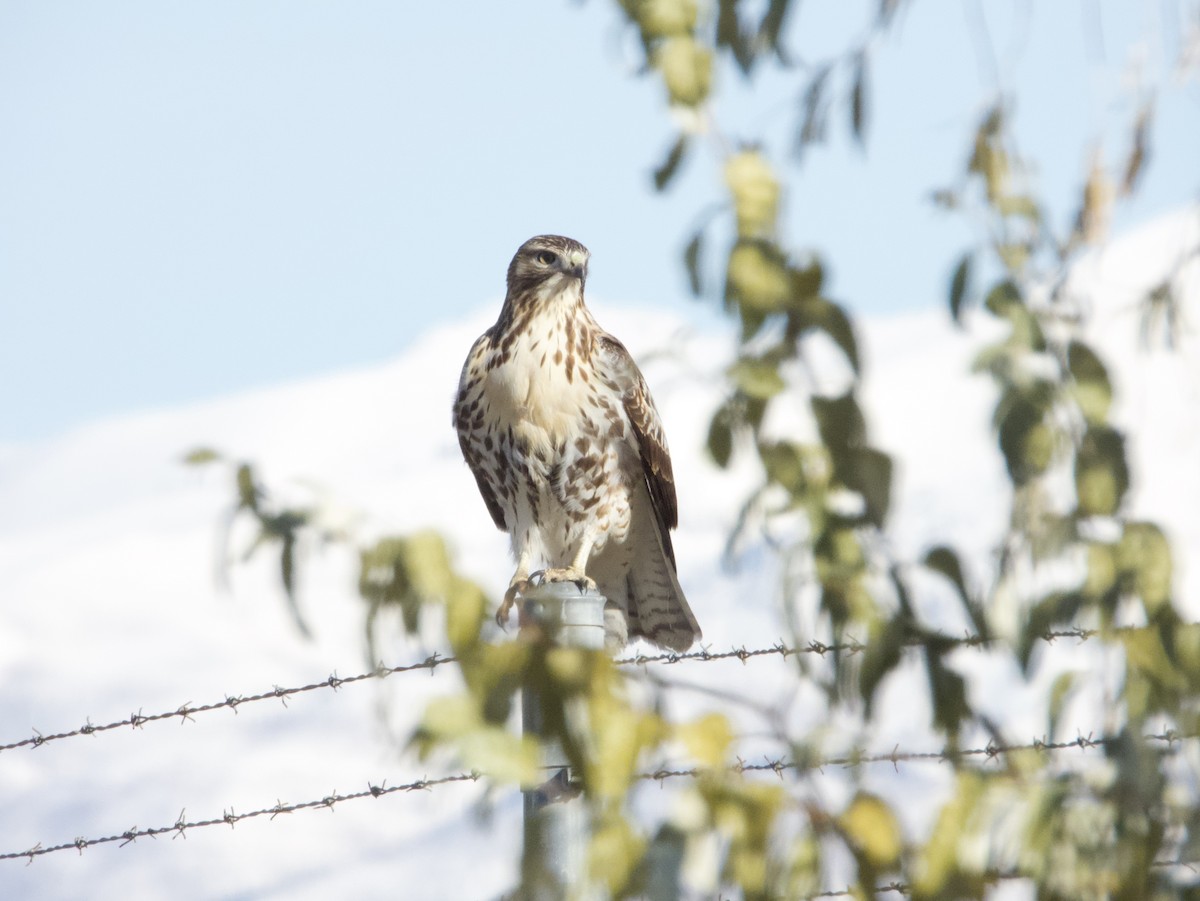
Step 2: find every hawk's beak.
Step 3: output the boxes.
[565,251,588,281]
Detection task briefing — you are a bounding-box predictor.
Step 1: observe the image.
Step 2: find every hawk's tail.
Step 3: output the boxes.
[623,510,701,653]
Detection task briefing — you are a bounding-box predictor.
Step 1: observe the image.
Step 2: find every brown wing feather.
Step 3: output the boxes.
[453,331,508,532]
[597,335,679,565]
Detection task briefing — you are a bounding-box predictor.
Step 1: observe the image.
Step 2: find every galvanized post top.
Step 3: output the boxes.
[519,582,607,651]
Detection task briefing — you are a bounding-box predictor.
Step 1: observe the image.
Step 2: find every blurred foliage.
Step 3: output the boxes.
[189,0,1200,896]
[186,450,323,638]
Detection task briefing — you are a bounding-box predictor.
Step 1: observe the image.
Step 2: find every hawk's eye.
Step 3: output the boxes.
[535,250,558,266]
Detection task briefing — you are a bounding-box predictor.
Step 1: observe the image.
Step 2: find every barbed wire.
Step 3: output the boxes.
[638,730,1196,783]
[0,771,482,864]
[0,653,457,756]
[800,853,1200,900]
[613,627,1099,667]
[0,628,1105,757]
[7,729,1194,865]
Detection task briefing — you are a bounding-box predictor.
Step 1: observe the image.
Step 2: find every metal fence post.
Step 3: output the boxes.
[520,581,606,901]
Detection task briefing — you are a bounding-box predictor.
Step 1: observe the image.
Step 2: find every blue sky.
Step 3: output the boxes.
[1,1,1196,441]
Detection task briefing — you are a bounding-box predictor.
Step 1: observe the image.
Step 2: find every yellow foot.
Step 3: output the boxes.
[530,568,597,593]
[495,577,532,629]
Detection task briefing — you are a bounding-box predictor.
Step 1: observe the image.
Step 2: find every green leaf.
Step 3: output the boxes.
[970,340,1008,376]
[445,579,487,654]
[1121,103,1152,195]
[729,357,786,400]
[782,835,822,899]
[860,613,906,715]
[995,241,1030,273]
[968,104,1004,174]
[400,530,456,600]
[1082,541,1118,601]
[654,36,713,107]
[683,228,704,296]
[789,257,824,302]
[1048,671,1076,739]
[358,530,470,641]
[460,727,539,785]
[795,64,831,153]
[235,463,259,512]
[756,0,792,58]
[716,0,753,74]
[725,240,790,313]
[1172,623,1200,690]
[591,813,648,896]
[914,772,987,898]
[759,440,806,495]
[677,712,733,767]
[725,152,780,238]
[924,546,988,639]
[589,704,665,802]
[1019,592,1084,670]
[637,0,698,37]
[811,392,866,452]
[841,446,892,527]
[923,546,967,594]
[707,404,735,467]
[1118,522,1173,614]
[697,780,783,893]
[1074,425,1129,517]
[419,693,479,741]
[277,533,311,639]
[743,395,768,431]
[793,299,860,375]
[419,696,539,784]
[925,648,968,736]
[948,252,972,324]
[984,279,1022,317]
[1119,627,1187,695]
[997,394,1052,486]
[849,51,868,146]
[1006,304,1046,352]
[739,303,767,342]
[1067,340,1113,424]
[969,104,1009,203]
[279,532,296,596]
[814,526,870,631]
[996,194,1041,220]
[653,134,688,191]
[182,446,221,466]
[840,792,902,868]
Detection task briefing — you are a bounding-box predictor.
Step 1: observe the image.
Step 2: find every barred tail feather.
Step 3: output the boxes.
[619,483,700,651]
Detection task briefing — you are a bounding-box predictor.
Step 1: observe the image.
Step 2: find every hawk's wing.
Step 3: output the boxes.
[453,330,508,532]
[597,334,679,566]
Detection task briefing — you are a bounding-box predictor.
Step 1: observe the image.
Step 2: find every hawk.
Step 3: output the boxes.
[452,235,701,652]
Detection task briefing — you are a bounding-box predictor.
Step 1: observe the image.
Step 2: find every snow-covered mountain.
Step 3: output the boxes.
[0,211,1196,900]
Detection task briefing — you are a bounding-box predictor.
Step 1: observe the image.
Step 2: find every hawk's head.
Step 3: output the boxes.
[506,235,590,302]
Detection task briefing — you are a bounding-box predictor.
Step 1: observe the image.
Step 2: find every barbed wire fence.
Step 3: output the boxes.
[0,628,1101,756]
[1,626,1196,894]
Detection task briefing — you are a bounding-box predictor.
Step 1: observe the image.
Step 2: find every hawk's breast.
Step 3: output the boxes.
[484,316,606,459]
[476,304,634,552]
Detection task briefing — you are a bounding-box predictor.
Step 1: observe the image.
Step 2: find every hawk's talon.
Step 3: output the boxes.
[536,568,597,593]
[495,578,532,629]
